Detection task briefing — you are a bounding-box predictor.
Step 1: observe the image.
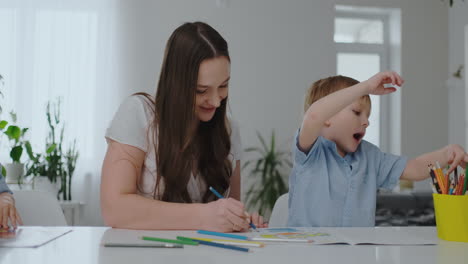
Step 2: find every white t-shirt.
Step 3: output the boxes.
[105,95,242,202]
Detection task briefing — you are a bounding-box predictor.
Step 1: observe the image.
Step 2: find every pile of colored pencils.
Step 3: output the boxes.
[428,162,468,195]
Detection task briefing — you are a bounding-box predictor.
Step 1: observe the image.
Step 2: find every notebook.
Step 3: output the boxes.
[251,227,438,245]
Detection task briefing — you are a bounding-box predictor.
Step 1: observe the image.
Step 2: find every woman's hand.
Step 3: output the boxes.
[203,198,250,233]
[249,212,268,228]
[0,192,23,228]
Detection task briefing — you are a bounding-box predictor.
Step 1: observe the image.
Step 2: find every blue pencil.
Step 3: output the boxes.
[197,230,249,240]
[208,186,258,230]
[190,238,249,252]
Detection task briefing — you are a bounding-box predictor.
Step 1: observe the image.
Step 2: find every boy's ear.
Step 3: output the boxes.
[324,120,331,127]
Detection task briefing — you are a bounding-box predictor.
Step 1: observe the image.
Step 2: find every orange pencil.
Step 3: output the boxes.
[455,175,464,195]
[433,165,445,194]
[436,163,447,194]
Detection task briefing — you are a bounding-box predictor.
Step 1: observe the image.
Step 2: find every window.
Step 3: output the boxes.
[0,0,119,226]
[334,5,401,153]
[0,3,98,162]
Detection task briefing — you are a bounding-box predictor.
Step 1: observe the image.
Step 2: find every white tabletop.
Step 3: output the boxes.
[0,226,467,264]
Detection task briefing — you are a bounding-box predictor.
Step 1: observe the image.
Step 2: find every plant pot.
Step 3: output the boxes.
[5,163,24,184]
[31,176,61,197]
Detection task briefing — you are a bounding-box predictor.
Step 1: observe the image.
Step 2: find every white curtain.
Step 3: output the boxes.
[0,0,124,225]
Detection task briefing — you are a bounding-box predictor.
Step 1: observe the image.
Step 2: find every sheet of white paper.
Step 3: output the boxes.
[0,227,72,248]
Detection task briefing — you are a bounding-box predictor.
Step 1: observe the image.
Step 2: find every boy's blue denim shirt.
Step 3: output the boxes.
[288,131,407,227]
[0,163,13,194]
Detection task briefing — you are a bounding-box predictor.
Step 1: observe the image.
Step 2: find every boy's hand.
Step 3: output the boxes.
[365,71,404,95]
[0,192,23,228]
[445,144,468,175]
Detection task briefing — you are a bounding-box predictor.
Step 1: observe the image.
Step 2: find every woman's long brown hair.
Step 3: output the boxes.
[137,22,232,203]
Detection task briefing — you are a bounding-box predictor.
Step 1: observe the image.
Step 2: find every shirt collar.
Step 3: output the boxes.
[321,136,356,161]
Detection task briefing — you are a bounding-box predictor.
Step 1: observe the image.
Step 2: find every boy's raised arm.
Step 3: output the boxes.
[299,83,368,152]
[298,71,402,152]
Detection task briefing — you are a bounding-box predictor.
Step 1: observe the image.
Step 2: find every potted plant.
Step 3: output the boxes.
[25,98,79,200]
[243,131,292,217]
[0,111,29,184]
[24,140,60,194]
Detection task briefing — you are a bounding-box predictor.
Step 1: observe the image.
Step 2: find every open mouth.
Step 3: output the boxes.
[353,133,364,141]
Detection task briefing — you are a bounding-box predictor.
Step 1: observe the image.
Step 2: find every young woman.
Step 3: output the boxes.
[101,22,266,232]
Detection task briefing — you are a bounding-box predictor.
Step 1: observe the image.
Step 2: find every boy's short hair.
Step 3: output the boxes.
[304,75,371,113]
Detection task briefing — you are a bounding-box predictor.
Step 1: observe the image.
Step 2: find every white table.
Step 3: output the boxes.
[0,227,467,264]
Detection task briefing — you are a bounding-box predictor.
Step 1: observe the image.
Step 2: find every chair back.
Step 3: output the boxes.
[13,190,67,226]
[269,193,289,227]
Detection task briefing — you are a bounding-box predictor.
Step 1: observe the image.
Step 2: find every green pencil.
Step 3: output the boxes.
[142,236,199,246]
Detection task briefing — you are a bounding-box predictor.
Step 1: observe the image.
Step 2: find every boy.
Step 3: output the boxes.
[288,71,468,227]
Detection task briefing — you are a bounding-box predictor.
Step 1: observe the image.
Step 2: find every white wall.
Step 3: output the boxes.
[448,1,468,147]
[116,0,335,201]
[466,25,468,148]
[113,0,448,202]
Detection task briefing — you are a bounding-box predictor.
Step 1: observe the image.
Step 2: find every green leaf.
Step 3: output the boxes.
[0,120,7,129]
[5,125,21,140]
[1,166,6,177]
[256,131,268,153]
[244,147,261,153]
[10,145,23,163]
[46,143,56,153]
[25,141,39,162]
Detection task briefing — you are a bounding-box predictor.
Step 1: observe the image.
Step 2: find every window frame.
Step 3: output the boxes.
[335,10,392,152]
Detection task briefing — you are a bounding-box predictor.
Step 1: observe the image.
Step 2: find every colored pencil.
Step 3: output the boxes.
[197,230,249,240]
[177,236,264,247]
[178,236,249,252]
[104,243,183,248]
[434,164,446,194]
[463,164,468,194]
[142,236,198,245]
[428,166,441,193]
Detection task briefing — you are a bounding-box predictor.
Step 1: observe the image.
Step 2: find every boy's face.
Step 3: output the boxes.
[322,99,370,157]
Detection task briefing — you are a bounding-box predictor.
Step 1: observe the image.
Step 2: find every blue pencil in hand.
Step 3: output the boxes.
[208,186,258,231]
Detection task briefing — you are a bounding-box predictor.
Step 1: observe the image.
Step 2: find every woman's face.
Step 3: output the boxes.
[195,56,230,122]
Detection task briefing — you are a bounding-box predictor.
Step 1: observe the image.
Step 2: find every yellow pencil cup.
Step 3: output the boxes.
[433,193,468,242]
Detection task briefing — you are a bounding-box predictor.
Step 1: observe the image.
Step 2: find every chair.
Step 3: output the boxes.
[13,190,68,226]
[269,193,289,227]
